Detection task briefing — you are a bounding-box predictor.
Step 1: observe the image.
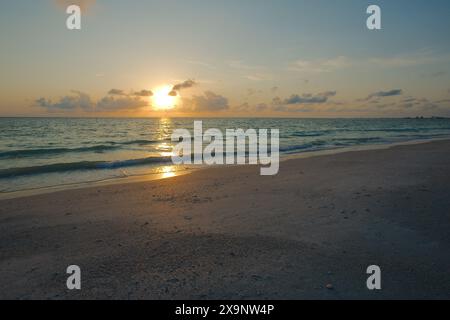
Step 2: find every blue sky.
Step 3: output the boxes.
[1,0,450,117]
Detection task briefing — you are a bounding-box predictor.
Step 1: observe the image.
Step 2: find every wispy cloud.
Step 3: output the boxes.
[290,56,350,73]
[228,60,265,71]
[367,50,440,68]
[289,50,449,75]
[244,74,271,81]
[186,60,216,70]
[364,89,403,101]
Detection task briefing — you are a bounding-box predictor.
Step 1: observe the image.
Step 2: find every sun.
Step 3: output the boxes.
[152,85,177,110]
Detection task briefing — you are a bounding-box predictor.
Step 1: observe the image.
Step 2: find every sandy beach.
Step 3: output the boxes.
[1,139,450,300]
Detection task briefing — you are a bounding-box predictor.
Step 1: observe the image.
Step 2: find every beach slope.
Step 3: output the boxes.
[1,140,450,299]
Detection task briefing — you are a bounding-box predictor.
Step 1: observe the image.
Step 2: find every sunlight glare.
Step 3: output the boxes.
[152,85,177,110]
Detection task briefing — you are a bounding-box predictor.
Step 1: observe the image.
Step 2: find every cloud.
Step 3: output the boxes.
[108,88,153,97]
[36,88,152,112]
[274,91,337,105]
[96,96,148,111]
[244,74,271,81]
[108,89,126,96]
[352,95,447,115]
[169,80,197,96]
[290,56,350,73]
[97,88,151,110]
[54,0,96,11]
[365,89,403,100]
[289,50,449,75]
[395,97,439,110]
[35,91,93,112]
[434,99,450,104]
[133,90,153,97]
[173,79,197,91]
[181,91,229,112]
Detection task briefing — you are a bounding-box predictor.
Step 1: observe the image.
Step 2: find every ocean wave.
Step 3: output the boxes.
[336,127,450,133]
[0,156,173,179]
[112,139,160,146]
[290,131,328,137]
[333,137,383,143]
[0,139,163,159]
[280,141,328,153]
[0,145,121,159]
[279,137,385,153]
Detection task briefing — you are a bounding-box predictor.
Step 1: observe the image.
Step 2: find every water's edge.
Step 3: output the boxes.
[1,136,448,201]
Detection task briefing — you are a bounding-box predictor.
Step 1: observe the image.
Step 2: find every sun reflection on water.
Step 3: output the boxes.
[159,166,176,179]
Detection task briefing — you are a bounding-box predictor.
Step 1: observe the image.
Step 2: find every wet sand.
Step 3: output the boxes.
[1,139,450,299]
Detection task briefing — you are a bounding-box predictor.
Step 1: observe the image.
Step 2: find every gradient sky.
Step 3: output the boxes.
[1,0,450,117]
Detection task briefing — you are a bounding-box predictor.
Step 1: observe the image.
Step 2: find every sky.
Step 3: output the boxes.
[1,0,450,117]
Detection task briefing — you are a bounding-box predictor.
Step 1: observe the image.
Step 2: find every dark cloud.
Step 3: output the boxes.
[96,96,148,111]
[401,97,417,103]
[354,95,446,114]
[434,99,450,104]
[392,97,439,111]
[108,89,126,96]
[173,79,197,91]
[36,89,151,113]
[169,79,197,96]
[181,91,229,112]
[98,89,152,110]
[35,91,93,112]
[109,88,153,97]
[275,91,336,105]
[366,89,403,100]
[133,89,153,97]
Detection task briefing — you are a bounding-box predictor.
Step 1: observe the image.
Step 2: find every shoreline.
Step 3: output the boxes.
[1,136,449,201]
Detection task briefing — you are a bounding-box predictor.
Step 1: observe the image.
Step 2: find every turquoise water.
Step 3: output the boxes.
[1,117,450,192]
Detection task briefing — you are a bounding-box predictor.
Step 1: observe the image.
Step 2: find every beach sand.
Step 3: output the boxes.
[1,140,450,300]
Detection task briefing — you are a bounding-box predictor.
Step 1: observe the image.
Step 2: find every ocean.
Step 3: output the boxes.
[1,117,450,193]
